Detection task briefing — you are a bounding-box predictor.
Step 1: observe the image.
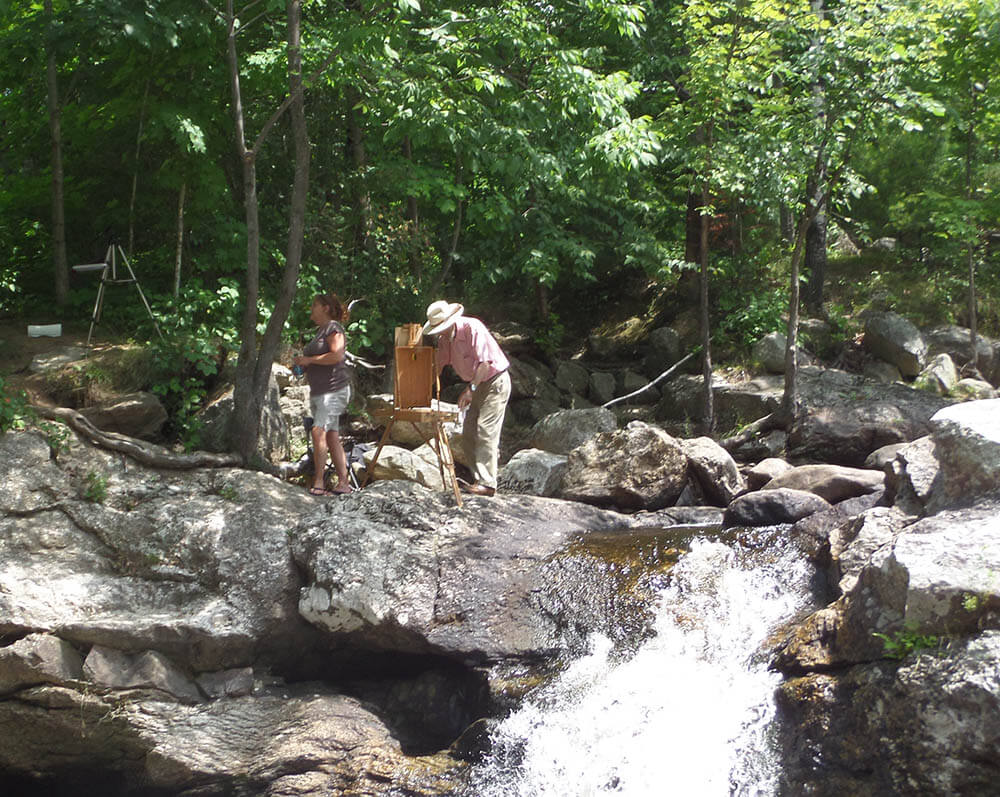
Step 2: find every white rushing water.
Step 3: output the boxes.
[469,536,814,797]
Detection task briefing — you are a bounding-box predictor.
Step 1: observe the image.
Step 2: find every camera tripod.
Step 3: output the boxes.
[73,241,163,345]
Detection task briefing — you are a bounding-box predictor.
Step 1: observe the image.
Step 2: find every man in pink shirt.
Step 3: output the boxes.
[423,300,512,497]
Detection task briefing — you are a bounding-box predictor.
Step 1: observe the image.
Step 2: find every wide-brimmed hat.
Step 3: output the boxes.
[422,300,464,335]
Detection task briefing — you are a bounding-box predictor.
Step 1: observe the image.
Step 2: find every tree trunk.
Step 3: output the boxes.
[403,135,421,279]
[685,190,701,264]
[128,79,150,259]
[779,203,794,243]
[783,209,818,422]
[802,179,828,311]
[44,0,69,307]
[346,85,373,255]
[227,0,311,463]
[431,195,464,296]
[536,280,549,322]
[699,176,714,434]
[802,0,828,313]
[966,81,978,373]
[174,181,186,299]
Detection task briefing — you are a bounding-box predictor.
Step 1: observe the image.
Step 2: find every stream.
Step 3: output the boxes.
[467,531,815,796]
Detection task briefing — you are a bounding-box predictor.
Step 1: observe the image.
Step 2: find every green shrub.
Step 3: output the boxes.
[0,376,34,432]
[83,470,109,503]
[873,624,941,660]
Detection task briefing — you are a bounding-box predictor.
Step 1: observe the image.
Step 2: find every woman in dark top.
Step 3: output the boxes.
[293,294,352,495]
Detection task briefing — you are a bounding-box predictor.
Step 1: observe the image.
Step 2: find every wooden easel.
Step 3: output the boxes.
[363,324,463,506]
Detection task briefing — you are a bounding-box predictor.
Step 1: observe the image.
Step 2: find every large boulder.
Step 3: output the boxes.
[366,393,463,456]
[863,311,927,377]
[884,435,939,516]
[557,421,688,510]
[508,356,560,405]
[787,366,952,466]
[752,332,816,374]
[723,488,831,528]
[362,443,451,490]
[489,321,535,355]
[950,378,996,401]
[774,498,1000,672]
[679,436,745,506]
[497,448,567,497]
[0,427,701,795]
[656,374,782,434]
[830,506,913,595]
[753,331,787,374]
[528,407,617,455]
[913,352,958,395]
[79,391,168,440]
[745,457,793,490]
[291,480,689,663]
[83,645,203,704]
[617,369,660,405]
[776,633,1000,797]
[926,398,1000,512]
[508,396,562,426]
[197,374,289,463]
[588,371,616,405]
[640,326,682,379]
[0,633,84,695]
[0,679,463,796]
[923,324,994,376]
[554,360,589,395]
[761,464,885,504]
[788,492,887,569]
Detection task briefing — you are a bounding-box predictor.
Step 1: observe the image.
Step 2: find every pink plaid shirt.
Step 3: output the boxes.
[436,316,509,383]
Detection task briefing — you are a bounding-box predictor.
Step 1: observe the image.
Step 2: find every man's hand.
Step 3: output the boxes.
[458,386,474,409]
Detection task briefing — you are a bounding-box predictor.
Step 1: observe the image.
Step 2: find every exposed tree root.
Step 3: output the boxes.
[34,405,242,469]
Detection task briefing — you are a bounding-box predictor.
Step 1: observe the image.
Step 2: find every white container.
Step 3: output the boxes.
[28,324,62,338]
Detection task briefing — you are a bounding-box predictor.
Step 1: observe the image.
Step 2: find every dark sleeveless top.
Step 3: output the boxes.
[304,321,349,395]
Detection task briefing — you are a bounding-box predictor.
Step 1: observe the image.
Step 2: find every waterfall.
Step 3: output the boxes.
[468,535,814,797]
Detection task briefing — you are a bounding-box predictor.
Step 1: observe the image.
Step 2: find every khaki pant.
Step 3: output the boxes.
[462,370,511,489]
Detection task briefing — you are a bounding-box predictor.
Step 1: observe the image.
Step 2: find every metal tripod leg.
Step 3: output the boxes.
[86,263,110,347]
[120,247,163,340]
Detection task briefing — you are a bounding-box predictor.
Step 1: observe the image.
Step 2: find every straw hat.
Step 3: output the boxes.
[423,300,464,335]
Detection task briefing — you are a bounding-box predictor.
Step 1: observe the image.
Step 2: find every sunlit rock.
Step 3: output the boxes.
[863,311,927,377]
[558,421,687,510]
[761,463,884,503]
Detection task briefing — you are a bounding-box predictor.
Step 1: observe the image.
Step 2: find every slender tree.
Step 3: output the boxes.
[221,0,314,463]
[43,0,69,306]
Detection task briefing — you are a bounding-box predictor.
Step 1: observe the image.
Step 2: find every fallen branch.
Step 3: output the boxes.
[602,349,700,409]
[719,411,788,452]
[34,406,243,469]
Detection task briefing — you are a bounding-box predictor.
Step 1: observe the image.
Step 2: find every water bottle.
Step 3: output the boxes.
[292,353,305,378]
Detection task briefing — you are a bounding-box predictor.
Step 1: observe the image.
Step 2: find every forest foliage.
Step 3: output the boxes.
[1,0,998,445]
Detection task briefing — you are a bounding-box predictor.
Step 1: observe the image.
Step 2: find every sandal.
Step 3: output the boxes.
[309,486,334,496]
[330,484,354,494]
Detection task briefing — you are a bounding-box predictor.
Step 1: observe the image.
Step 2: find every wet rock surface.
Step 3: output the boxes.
[0,427,699,796]
[772,399,1000,795]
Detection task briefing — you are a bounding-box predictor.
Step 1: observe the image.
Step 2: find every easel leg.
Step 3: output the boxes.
[435,420,462,508]
[362,417,395,487]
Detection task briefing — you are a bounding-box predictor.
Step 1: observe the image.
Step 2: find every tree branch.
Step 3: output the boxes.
[250,50,340,155]
[602,349,701,408]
